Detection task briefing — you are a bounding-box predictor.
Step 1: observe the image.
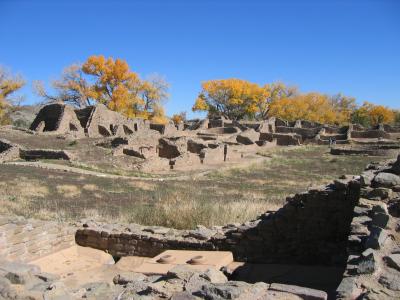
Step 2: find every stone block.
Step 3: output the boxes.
[365,226,388,249]
[384,254,400,271]
[269,283,327,300]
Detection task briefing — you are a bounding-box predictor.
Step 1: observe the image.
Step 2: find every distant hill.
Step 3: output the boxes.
[7,104,41,128]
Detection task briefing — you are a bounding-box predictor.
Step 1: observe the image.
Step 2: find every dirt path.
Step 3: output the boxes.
[4,155,270,181]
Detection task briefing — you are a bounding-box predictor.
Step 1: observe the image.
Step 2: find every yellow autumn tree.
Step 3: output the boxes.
[351,102,395,126]
[81,55,144,118]
[368,104,395,125]
[192,79,297,120]
[269,93,338,124]
[0,66,25,124]
[192,79,267,120]
[171,111,186,125]
[256,82,298,119]
[35,55,169,122]
[150,104,168,124]
[330,93,357,124]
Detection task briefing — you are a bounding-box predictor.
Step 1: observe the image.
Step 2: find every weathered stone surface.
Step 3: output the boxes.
[379,269,400,291]
[199,268,227,284]
[384,254,400,271]
[388,198,400,217]
[170,291,197,300]
[373,172,400,188]
[371,212,389,229]
[360,170,376,187]
[113,272,147,285]
[186,226,216,240]
[269,283,327,300]
[336,277,362,299]
[0,260,40,284]
[167,265,200,281]
[390,155,400,175]
[357,249,377,274]
[236,129,259,145]
[367,187,393,200]
[195,281,269,299]
[43,281,72,300]
[365,226,388,249]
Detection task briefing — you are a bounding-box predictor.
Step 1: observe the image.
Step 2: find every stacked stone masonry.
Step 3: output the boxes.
[0,215,76,262]
[76,178,360,266]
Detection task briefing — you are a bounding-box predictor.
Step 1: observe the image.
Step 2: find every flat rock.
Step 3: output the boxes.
[336,277,362,299]
[388,198,400,217]
[371,212,389,229]
[113,272,147,285]
[186,226,216,240]
[367,188,393,200]
[269,283,327,300]
[385,254,400,271]
[195,281,268,299]
[365,226,388,249]
[390,155,400,175]
[379,269,400,291]
[167,265,200,281]
[360,170,376,187]
[199,268,227,284]
[373,172,400,188]
[357,250,377,274]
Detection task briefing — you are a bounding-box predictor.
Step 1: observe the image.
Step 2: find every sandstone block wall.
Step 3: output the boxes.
[0,215,76,262]
[350,130,390,139]
[0,139,20,162]
[76,178,360,266]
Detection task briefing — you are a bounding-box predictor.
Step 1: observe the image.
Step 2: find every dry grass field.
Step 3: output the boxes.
[0,145,391,229]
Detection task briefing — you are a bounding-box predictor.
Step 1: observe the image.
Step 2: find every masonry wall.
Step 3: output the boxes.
[75,178,360,266]
[350,130,390,139]
[0,215,76,262]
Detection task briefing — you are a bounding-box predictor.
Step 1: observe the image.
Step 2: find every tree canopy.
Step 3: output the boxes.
[35,55,169,123]
[193,78,398,126]
[0,66,25,124]
[192,79,296,121]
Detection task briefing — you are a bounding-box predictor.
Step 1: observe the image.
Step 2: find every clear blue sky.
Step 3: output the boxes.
[1,0,399,117]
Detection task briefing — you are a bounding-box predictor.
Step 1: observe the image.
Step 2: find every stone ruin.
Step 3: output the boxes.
[1,103,400,172]
[30,103,148,138]
[1,102,399,171]
[1,155,400,299]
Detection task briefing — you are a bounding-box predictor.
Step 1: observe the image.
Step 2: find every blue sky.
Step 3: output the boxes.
[0,0,399,117]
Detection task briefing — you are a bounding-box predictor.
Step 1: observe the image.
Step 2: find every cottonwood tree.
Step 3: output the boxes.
[35,55,169,123]
[192,79,297,121]
[268,92,338,124]
[34,64,94,108]
[256,82,297,120]
[351,102,395,127]
[0,66,25,124]
[192,79,264,120]
[171,111,187,125]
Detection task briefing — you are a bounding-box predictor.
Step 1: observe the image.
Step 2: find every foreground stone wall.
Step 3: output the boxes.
[76,177,360,266]
[0,215,75,262]
[336,156,400,299]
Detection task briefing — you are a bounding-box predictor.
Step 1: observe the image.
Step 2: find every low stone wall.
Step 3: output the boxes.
[0,139,20,162]
[350,130,390,139]
[275,126,321,139]
[76,177,360,266]
[331,145,400,156]
[0,215,76,262]
[259,132,301,145]
[19,149,71,160]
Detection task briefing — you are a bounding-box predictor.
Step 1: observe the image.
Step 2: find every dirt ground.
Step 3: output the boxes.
[0,141,392,229]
